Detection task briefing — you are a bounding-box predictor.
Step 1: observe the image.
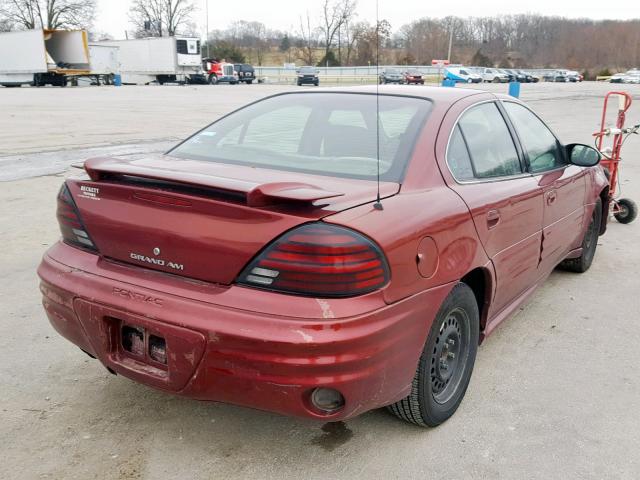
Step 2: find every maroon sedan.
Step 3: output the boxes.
[38,86,608,427]
[404,69,425,85]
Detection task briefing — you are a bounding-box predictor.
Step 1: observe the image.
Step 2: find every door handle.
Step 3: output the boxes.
[546,190,557,205]
[487,209,501,229]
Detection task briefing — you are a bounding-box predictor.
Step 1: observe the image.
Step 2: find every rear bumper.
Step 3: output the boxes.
[38,242,451,420]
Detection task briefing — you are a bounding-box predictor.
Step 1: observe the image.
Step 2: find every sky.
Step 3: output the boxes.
[96,0,640,40]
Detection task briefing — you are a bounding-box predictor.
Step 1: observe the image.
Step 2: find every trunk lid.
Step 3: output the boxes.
[67,154,398,285]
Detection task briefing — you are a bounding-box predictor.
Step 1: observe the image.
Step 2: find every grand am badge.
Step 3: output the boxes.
[130,252,184,271]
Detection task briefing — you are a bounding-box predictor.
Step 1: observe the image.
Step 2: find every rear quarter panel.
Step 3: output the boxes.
[327,92,493,304]
[327,188,490,304]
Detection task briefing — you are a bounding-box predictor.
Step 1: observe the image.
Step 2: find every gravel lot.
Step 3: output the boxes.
[1,82,640,480]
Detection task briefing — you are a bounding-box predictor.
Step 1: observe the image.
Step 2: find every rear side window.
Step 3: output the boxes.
[503,102,565,173]
[171,93,432,181]
[447,125,474,181]
[458,103,521,179]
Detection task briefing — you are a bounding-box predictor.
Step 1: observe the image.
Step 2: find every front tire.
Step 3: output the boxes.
[614,198,637,224]
[387,283,479,427]
[208,74,217,85]
[560,198,602,272]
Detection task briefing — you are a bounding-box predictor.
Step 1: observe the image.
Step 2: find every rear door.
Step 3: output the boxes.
[445,102,544,315]
[502,101,587,273]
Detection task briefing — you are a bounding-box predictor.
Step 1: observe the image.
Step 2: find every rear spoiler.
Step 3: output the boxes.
[83,157,344,207]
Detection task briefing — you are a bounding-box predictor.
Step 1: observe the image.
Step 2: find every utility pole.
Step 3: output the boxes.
[205,0,209,58]
[447,28,453,63]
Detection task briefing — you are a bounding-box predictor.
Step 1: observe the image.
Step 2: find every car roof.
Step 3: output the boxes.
[300,85,488,103]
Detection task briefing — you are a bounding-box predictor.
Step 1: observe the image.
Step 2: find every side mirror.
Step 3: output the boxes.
[567,143,601,167]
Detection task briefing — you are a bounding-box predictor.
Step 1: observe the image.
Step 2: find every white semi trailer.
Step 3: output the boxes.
[0,29,91,87]
[99,37,205,85]
[88,44,120,84]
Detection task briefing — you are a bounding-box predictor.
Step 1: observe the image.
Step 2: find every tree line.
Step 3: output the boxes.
[1,0,638,74]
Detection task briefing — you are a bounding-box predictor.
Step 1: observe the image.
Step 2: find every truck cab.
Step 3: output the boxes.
[203,59,238,85]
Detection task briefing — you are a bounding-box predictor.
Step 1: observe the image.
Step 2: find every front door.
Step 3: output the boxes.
[502,101,587,273]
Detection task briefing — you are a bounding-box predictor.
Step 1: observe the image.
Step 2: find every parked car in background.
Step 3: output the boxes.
[38,86,608,428]
[543,70,568,82]
[624,72,640,84]
[296,66,319,86]
[562,70,583,82]
[379,68,405,84]
[502,69,528,82]
[610,69,640,83]
[517,70,539,83]
[476,67,509,83]
[404,69,425,84]
[445,67,482,83]
[234,63,255,84]
[498,69,516,82]
[609,72,627,83]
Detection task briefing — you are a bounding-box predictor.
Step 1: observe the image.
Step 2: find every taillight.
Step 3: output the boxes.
[237,223,390,297]
[56,184,97,252]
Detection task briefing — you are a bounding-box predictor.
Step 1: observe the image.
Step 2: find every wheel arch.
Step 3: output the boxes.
[599,186,609,235]
[460,267,492,340]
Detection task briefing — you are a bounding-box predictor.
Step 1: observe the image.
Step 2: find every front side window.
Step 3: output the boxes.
[503,102,565,173]
[457,103,522,179]
[171,93,432,181]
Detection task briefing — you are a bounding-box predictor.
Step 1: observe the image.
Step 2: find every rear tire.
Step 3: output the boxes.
[614,198,637,224]
[208,74,217,85]
[387,283,479,427]
[560,198,602,272]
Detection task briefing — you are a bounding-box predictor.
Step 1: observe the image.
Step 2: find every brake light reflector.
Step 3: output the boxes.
[237,224,390,297]
[56,183,97,251]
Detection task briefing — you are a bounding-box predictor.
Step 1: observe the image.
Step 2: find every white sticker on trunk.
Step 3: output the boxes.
[78,185,100,200]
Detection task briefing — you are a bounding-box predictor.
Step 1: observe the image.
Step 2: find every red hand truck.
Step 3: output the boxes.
[593,92,639,224]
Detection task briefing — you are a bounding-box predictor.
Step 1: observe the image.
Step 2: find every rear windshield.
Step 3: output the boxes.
[170,93,432,182]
